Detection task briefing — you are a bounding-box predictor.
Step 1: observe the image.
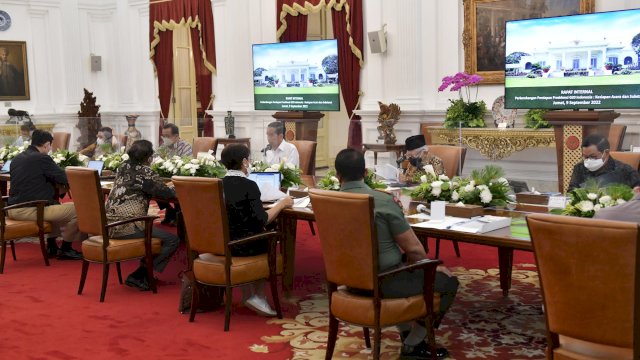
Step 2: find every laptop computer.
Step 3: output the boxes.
[87,160,105,176]
[247,172,284,201]
[0,160,12,174]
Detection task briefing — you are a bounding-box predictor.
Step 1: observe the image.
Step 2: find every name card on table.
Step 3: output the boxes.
[547,196,568,209]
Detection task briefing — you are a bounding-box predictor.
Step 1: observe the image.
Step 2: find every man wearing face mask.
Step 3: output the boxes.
[399,134,445,184]
[159,123,192,158]
[568,133,640,192]
[80,127,121,159]
[7,130,84,259]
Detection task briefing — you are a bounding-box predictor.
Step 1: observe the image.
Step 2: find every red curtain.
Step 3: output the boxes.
[149,0,217,138]
[332,0,363,150]
[277,0,309,43]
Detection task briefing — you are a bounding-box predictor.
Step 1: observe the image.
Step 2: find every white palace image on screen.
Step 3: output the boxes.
[254,59,337,87]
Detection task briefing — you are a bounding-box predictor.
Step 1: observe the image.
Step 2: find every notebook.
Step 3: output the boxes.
[0,160,12,174]
[247,172,286,202]
[87,160,105,176]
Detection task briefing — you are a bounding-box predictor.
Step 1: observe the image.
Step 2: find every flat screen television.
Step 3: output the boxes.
[252,39,340,111]
[504,8,640,109]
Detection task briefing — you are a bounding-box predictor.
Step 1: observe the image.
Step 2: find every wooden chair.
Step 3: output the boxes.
[610,151,640,171]
[309,189,442,360]
[427,145,467,258]
[192,137,218,158]
[172,176,282,331]
[420,122,444,146]
[608,124,627,151]
[290,140,317,175]
[65,167,161,302]
[527,213,639,359]
[51,132,71,151]
[0,196,52,274]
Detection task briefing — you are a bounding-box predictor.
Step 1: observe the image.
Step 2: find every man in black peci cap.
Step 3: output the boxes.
[400,134,445,183]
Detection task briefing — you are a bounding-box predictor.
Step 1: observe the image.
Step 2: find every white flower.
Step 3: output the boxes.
[477,184,489,191]
[285,162,295,170]
[594,204,602,212]
[438,174,449,181]
[469,180,475,187]
[122,153,129,160]
[451,190,459,201]
[587,193,598,200]
[78,154,88,162]
[575,200,595,212]
[190,168,197,175]
[617,198,627,205]
[419,175,428,183]
[330,176,339,183]
[431,180,443,188]
[497,177,509,186]
[480,189,492,204]
[463,184,474,193]
[431,187,442,197]
[190,159,199,164]
[598,195,612,205]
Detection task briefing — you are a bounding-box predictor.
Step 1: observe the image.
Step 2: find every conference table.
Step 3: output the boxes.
[277,194,537,297]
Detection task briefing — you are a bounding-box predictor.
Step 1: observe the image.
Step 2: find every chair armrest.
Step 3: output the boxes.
[227,231,279,248]
[2,200,50,212]
[378,258,442,280]
[105,215,159,229]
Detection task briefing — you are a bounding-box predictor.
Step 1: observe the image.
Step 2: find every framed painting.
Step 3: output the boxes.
[463,0,595,84]
[0,40,30,100]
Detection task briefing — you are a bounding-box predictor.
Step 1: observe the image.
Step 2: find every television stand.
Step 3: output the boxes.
[272,111,324,142]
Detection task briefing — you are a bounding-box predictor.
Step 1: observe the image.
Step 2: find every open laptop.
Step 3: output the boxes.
[87,160,105,176]
[0,160,11,174]
[247,172,284,202]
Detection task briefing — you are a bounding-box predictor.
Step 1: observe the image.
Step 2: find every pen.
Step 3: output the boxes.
[446,216,482,229]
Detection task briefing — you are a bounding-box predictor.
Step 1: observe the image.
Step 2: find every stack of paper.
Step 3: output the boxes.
[410,215,511,234]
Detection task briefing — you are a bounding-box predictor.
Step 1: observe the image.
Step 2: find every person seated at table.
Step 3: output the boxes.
[399,134,445,183]
[13,122,36,147]
[219,143,293,316]
[157,123,192,225]
[336,148,458,359]
[105,140,179,291]
[263,121,299,167]
[8,129,84,259]
[568,133,640,192]
[79,127,121,159]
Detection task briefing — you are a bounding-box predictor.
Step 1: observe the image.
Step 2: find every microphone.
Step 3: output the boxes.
[416,204,431,215]
[261,144,272,154]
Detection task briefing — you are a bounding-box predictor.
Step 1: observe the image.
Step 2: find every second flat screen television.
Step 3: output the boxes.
[504,8,640,109]
[252,39,340,111]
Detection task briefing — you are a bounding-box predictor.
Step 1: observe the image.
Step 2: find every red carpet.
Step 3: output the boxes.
[0,219,543,359]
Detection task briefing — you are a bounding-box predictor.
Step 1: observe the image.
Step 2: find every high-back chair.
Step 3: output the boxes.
[172,176,282,331]
[66,167,161,302]
[608,124,627,151]
[527,213,639,359]
[290,140,317,175]
[51,132,71,151]
[610,151,640,171]
[427,145,467,258]
[0,196,52,273]
[309,189,442,359]
[192,137,218,158]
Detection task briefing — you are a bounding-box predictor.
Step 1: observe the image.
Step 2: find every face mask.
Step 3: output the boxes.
[96,138,105,146]
[162,137,174,146]
[584,158,605,172]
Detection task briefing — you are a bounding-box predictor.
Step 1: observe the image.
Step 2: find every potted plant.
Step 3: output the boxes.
[542,65,551,73]
[524,109,551,129]
[438,72,487,128]
[604,62,613,70]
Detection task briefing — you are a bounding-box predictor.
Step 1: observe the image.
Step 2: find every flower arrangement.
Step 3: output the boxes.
[438,72,487,129]
[97,152,129,171]
[410,165,510,207]
[51,149,88,169]
[0,143,29,162]
[251,160,302,188]
[554,182,634,218]
[151,153,226,179]
[317,169,387,191]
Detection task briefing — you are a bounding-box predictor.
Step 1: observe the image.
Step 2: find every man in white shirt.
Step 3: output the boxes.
[263,121,299,166]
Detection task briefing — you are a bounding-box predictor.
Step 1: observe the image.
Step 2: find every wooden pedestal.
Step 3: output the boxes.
[272,111,324,142]
[544,110,619,193]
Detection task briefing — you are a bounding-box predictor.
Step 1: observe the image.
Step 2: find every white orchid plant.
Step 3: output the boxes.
[410,165,511,207]
[553,182,634,218]
[317,168,386,191]
[251,159,302,188]
[151,152,226,179]
[0,143,29,162]
[51,149,89,169]
[97,152,129,171]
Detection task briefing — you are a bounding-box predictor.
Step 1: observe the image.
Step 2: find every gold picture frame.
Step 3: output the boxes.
[0,40,30,100]
[463,0,595,84]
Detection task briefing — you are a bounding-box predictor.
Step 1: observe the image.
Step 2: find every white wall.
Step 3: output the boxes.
[0,0,159,149]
